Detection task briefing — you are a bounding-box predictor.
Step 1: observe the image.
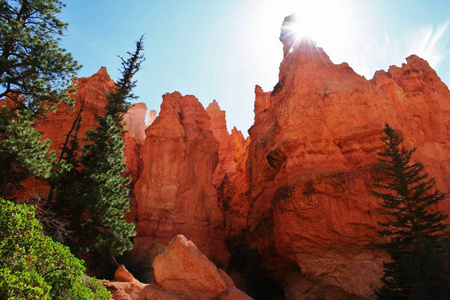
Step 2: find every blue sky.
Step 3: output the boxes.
[61,0,450,134]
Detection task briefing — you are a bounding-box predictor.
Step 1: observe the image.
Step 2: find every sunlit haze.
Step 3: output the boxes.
[61,0,450,135]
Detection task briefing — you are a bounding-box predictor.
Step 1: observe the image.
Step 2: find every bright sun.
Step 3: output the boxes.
[255,0,355,60]
[286,0,353,49]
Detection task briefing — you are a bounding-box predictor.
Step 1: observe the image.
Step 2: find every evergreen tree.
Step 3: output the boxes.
[0,0,79,113]
[0,107,55,198]
[72,37,144,272]
[373,123,449,299]
[0,0,79,199]
[45,103,84,242]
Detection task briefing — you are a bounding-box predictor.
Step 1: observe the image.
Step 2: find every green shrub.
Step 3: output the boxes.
[0,199,111,299]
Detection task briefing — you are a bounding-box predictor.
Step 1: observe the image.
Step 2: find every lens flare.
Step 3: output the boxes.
[255,0,355,57]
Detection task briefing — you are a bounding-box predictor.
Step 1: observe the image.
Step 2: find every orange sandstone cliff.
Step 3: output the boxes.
[131,92,230,268]
[215,15,450,299]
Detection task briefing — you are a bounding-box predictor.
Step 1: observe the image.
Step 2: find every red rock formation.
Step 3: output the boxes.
[105,236,250,300]
[102,280,185,300]
[227,15,450,299]
[206,100,231,186]
[206,100,250,187]
[153,234,227,298]
[205,100,251,254]
[138,285,186,300]
[10,67,115,201]
[10,67,145,203]
[153,235,252,300]
[39,66,114,151]
[132,92,230,267]
[216,127,250,248]
[123,102,147,184]
[114,265,138,283]
[146,110,157,127]
[253,85,271,126]
[102,280,147,300]
[3,15,450,299]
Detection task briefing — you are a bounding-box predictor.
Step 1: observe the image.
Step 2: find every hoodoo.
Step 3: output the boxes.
[132,92,230,268]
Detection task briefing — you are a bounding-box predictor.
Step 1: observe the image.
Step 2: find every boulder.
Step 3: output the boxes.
[153,235,251,300]
[114,265,137,283]
[153,234,227,299]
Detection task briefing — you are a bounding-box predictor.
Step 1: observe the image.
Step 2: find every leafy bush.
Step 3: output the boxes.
[0,199,111,299]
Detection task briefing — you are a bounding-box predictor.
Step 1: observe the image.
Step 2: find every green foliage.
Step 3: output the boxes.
[0,199,111,299]
[48,107,83,241]
[0,106,55,198]
[0,0,80,114]
[75,38,144,262]
[77,115,135,259]
[373,123,449,299]
[105,36,144,123]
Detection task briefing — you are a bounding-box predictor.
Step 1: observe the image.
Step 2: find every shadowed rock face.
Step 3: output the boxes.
[215,15,450,299]
[132,92,230,268]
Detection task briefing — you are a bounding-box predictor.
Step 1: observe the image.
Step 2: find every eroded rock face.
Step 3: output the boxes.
[229,15,450,299]
[205,100,251,255]
[102,280,185,300]
[11,67,146,203]
[133,92,230,267]
[104,236,250,300]
[114,265,137,283]
[146,110,157,127]
[153,235,252,300]
[216,128,250,250]
[153,234,227,299]
[206,100,231,186]
[36,66,115,153]
[12,67,113,201]
[124,102,148,184]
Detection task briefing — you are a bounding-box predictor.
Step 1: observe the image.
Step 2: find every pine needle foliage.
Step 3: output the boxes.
[74,37,144,269]
[373,123,449,299]
[0,0,80,114]
[0,0,79,199]
[0,107,55,199]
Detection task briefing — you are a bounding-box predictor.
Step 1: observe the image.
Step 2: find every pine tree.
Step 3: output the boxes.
[46,102,84,242]
[373,123,449,299]
[73,37,144,272]
[0,0,79,113]
[0,106,55,198]
[0,0,79,199]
